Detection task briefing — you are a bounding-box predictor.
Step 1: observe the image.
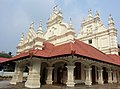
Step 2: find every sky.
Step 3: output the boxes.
[0,0,120,55]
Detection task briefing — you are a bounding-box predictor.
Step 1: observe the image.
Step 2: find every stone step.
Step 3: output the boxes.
[41,85,65,89]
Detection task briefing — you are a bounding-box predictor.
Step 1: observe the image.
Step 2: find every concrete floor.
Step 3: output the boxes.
[0,80,120,89]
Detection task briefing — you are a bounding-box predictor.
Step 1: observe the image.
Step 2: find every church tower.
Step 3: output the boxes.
[44,6,75,45]
[77,11,119,55]
[16,8,119,55]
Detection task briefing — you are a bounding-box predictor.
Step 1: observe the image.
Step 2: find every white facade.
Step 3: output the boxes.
[17,6,75,55]
[17,7,119,56]
[11,6,120,89]
[77,10,118,55]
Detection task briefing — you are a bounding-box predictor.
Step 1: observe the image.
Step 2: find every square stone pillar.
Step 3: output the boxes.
[25,60,41,88]
[10,62,23,84]
[10,70,23,84]
[25,71,40,88]
[107,70,113,83]
[46,67,54,84]
[85,67,92,85]
[66,66,75,87]
[97,68,104,84]
[113,71,117,83]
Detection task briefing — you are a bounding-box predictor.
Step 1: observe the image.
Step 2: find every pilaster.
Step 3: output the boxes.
[85,67,92,85]
[66,66,75,87]
[25,60,41,88]
[10,62,23,84]
[113,71,117,83]
[107,70,113,83]
[97,68,104,84]
[46,67,54,84]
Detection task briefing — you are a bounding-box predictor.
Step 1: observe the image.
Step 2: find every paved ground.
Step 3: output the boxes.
[0,80,120,89]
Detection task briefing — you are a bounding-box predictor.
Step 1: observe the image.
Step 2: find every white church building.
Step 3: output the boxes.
[1,6,120,88]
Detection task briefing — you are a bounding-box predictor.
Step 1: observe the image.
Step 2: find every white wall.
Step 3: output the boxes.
[0,71,28,77]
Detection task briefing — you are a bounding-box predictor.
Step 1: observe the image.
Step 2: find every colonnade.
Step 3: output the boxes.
[10,59,120,88]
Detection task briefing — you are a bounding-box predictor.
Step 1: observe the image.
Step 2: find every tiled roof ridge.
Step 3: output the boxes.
[74,39,119,65]
[74,39,91,54]
[75,39,106,55]
[107,54,120,65]
[47,45,55,57]
[69,42,76,54]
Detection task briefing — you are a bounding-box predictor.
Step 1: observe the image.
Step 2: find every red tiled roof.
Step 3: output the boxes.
[1,39,120,66]
[74,39,119,65]
[10,52,30,61]
[0,57,10,63]
[107,54,120,65]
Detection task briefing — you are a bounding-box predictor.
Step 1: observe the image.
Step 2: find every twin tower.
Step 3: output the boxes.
[17,6,119,55]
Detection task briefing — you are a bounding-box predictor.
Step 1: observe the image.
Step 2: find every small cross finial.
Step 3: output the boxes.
[70,18,72,22]
[95,11,100,18]
[96,11,99,15]
[88,9,92,14]
[22,32,24,37]
[30,21,34,28]
[109,14,113,20]
[20,32,24,41]
[39,20,42,27]
[109,14,112,16]
[70,18,72,24]
[88,9,92,18]
[54,5,57,11]
[109,14,111,18]
[69,18,72,27]
[37,20,43,33]
[108,14,114,29]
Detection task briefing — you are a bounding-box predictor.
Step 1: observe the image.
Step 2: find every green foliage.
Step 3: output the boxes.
[0,53,12,58]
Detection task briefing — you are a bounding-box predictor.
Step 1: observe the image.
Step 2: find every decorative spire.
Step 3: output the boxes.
[69,18,72,26]
[53,5,57,12]
[108,14,115,29]
[18,32,24,45]
[95,11,100,22]
[82,17,85,23]
[59,8,62,12]
[68,18,74,32]
[37,20,43,34]
[47,5,63,27]
[58,8,62,17]
[109,14,114,23]
[39,20,42,28]
[20,32,24,41]
[95,11,100,17]
[30,21,34,29]
[88,9,93,19]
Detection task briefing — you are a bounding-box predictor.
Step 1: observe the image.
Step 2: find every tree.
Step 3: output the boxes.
[0,52,14,72]
[8,52,12,56]
[0,52,12,58]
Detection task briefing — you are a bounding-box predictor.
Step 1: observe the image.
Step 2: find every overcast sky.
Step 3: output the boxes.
[0,0,120,55]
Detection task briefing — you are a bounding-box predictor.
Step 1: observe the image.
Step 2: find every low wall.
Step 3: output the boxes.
[0,71,28,77]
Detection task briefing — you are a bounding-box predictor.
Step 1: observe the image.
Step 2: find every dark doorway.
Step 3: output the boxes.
[92,66,96,84]
[41,68,47,85]
[103,67,108,83]
[57,67,63,84]
[74,62,81,80]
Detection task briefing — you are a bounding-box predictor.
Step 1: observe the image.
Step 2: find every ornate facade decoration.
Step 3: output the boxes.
[17,7,118,56]
[77,10,118,55]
